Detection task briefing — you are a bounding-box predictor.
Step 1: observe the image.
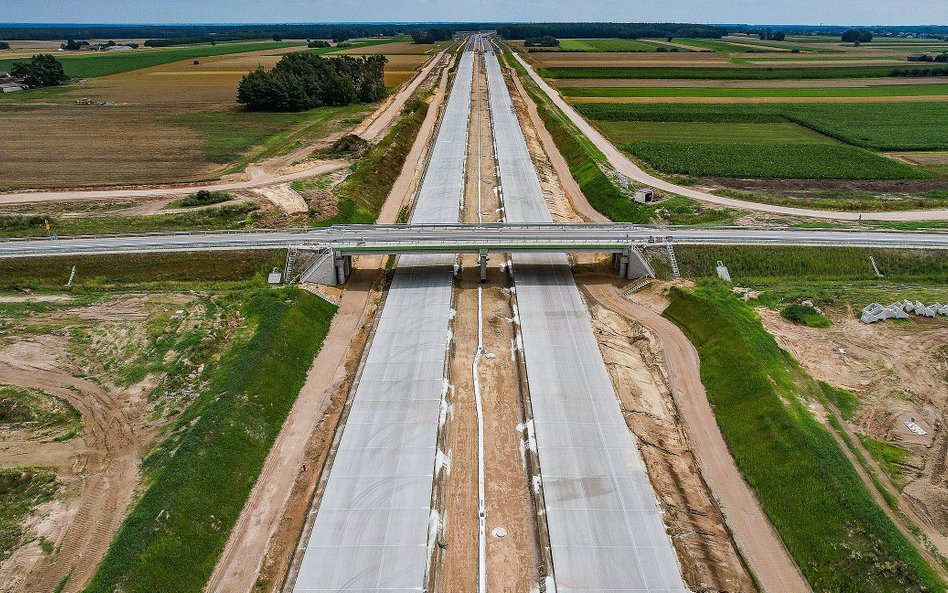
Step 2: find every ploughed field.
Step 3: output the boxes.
[0,38,430,190]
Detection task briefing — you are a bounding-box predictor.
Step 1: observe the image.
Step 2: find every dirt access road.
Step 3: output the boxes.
[0,49,444,207]
[582,282,813,593]
[511,50,948,223]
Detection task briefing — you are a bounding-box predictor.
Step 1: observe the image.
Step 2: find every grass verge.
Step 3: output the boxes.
[330,95,429,224]
[0,250,284,291]
[82,287,336,593]
[664,283,945,593]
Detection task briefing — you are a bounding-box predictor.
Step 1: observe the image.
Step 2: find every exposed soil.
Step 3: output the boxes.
[252,183,308,215]
[760,308,948,558]
[580,280,758,593]
[436,47,540,593]
[0,294,208,593]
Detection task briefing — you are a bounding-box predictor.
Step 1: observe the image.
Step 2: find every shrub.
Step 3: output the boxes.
[781,303,830,327]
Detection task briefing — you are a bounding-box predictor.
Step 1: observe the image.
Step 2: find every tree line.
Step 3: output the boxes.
[236,52,387,111]
[410,28,452,44]
[498,22,726,40]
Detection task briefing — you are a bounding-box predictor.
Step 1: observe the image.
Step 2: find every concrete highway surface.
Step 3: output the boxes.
[3,224,947,258]
[486,44,689,592]
[289,39,475,593]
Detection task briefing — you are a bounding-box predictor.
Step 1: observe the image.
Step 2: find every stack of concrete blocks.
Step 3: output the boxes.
[862,300,948,323]
[861,303,908,324]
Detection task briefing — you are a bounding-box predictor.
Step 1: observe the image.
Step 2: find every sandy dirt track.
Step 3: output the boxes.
[582,282,813,593]
[511,50,948,222]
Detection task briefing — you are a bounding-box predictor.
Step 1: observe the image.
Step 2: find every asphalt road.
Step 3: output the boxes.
[3,224,947,259]
[486,46,689,592]
[289,41,475,593]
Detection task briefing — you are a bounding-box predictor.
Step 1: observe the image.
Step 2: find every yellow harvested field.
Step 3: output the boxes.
[338,41,432,54]
[0,105,216,189]
[0,45,430,189]
[886,152,948,165]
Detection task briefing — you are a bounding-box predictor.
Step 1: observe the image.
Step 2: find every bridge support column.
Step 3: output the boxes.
[478,250,489,283]
[333,251,352,285]
[616,250,630,279]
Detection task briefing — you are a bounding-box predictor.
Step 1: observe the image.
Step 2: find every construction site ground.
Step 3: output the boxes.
[0,293,219,593]
[760,306,948,560]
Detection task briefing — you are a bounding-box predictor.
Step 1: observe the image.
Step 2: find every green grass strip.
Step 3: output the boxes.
[664,284,945,593]
[82,287,335,593]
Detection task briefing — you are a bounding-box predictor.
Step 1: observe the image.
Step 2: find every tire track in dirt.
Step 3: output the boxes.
[0,336,148,593]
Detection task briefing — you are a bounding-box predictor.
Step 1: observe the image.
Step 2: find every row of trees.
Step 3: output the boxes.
[498,22,726,40]
[237,53,386,111]
[409,28,452,44]
[10,54,69,87]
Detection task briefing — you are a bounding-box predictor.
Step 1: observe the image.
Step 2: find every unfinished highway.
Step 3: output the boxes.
[288,38,475,593]
[484,43,689,592]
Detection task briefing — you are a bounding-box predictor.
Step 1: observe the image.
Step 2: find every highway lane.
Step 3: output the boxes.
[3,224,948,258]
[289,39,474,593]
[485,45,689,593]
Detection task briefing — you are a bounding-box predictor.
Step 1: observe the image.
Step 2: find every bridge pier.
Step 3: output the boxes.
[334,251,352,285]
[478,249,489,283]
[615,246,655,280]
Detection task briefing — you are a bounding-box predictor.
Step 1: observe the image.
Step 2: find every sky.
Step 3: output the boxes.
[3,0,948,26]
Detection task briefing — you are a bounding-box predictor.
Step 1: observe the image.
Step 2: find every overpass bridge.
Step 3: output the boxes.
[2,222,946,283]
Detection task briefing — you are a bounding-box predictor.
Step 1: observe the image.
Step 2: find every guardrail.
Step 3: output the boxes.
[2,223,947,259]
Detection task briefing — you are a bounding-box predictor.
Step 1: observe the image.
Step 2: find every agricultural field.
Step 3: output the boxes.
[0,37,433,190]
[577,101,945,180]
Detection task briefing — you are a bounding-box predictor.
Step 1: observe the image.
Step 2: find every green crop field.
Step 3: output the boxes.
[596,120,830,144]
[665,284,946,593]
[541,65,907,80]
[0,41,304,79]
[625,141,925,179]
[555,38,658,52]
[561,83,948,98]
[578,102,948,151]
